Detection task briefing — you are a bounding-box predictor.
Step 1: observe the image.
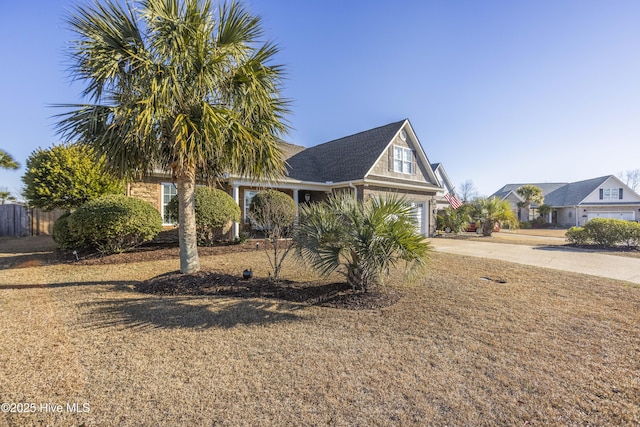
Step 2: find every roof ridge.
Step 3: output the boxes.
[306,119,406,150]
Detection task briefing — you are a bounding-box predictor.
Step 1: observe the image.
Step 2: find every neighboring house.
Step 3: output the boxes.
[431,162,460,213]
[491,175,640,227]
[126,119,444,236]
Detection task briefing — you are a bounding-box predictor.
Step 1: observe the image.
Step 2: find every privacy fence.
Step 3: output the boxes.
[0,204,66,237]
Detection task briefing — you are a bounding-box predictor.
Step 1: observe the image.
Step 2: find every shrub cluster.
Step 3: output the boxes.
[166,187,240,244]
[565,218,640,248]
[53,195,162,253]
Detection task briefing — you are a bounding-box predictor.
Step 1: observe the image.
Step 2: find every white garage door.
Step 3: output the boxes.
[411,202,426,235]
[587,212,635,221]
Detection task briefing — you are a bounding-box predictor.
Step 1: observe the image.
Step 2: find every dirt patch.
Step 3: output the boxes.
[136,270,400,310]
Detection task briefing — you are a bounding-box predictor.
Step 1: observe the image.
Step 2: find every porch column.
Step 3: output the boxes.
[293,189,299,221]
[232,185,240,239]
[548,210,552,224]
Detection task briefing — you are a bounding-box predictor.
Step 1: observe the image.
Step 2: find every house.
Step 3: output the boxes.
[430,162,461,213]
[491,175,640,227]
[126,119,445,236]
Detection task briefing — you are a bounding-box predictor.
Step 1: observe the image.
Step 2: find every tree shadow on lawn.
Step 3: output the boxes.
[533,244,639,254]
[82,296,304,330]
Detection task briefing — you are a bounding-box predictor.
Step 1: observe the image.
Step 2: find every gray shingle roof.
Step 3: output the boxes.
[286,120,406,183]
[491,183,566,201]
[545,176,610,206]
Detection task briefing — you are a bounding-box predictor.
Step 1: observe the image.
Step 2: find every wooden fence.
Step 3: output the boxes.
[0,205,66,237]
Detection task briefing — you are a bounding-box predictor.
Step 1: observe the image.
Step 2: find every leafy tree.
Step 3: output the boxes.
[516,184,544,222]
[470,197,518,236]
[247,190,297,281]
[0,150,19,170]
[166,187,240,244]
[294,194,431,293]
[22,143,123,211]
[57,0,289,274]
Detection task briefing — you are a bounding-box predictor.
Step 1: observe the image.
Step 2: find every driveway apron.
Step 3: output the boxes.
[430,238,640,284]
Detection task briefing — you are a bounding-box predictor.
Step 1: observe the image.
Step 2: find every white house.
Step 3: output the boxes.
[492,175,640,227]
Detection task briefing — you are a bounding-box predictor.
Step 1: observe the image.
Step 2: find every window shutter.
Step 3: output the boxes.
[388,146,394,172]
[412,150,417,175]
[599,189,603,200]
[619,188,623,199]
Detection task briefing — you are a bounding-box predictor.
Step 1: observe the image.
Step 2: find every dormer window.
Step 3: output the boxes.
[393,146,413,174]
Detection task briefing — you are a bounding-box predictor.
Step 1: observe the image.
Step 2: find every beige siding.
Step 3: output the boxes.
[368,134,430,183]
[126,177,166,212]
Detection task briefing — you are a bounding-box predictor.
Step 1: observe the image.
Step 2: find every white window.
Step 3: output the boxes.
[393,146,413,174]
[600,188,622,200]
[162,183,178,225]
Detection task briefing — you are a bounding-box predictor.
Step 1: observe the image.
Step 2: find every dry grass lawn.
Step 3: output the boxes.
[1,236,639,426]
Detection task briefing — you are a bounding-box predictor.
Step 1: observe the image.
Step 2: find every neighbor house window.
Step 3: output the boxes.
[393,146,413,174]
[599,188,623,200]
[162,183,178,225]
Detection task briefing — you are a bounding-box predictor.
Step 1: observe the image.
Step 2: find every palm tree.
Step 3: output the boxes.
[56,0,289,273]
[471,197,518,236]
[516,184,543,223]
[294,194,431,293]
[0,150,19,170]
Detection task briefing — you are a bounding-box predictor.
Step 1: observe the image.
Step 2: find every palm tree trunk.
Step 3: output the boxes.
[176,168,200,274]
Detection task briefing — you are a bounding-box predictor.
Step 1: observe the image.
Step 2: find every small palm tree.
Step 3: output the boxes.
[56,0,289,274]
[0,150,19,170]
[294,194,431,293]
[516,184,544,222]
[471,197,518,236]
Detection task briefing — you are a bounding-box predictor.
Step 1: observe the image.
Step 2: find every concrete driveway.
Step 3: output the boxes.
[430,238,640,284]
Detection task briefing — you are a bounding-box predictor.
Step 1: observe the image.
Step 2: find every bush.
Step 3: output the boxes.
[565,219,640,248]
[166,187,240,244]
[248,190,297,231]
[52,213,79,250]
[68,195,162,253]
[565,226,588,245]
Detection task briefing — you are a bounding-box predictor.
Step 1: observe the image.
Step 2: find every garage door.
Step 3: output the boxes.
[587,212,635,221]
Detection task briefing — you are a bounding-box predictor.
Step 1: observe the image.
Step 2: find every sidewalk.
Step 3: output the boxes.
[430,238,640,284]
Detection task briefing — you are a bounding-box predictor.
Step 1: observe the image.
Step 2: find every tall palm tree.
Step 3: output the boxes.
[0,150,19,170]
[516,184,544,223]
[56,0,289,273]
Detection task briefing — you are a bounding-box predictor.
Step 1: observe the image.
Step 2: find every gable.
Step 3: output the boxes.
[365,120,439,186]
[580,175,640,204]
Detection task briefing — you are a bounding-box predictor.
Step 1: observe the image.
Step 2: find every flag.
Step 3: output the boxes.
[444,193,463,210]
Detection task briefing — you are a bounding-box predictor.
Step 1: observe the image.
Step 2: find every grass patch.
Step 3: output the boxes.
[0,237,638,425]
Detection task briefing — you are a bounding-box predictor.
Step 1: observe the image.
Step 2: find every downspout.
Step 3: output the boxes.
[349,182,358,200]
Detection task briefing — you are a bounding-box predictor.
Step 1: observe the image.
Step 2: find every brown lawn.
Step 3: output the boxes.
[0,236,639,426]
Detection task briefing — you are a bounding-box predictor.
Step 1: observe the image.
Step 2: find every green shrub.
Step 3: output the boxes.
[248,190,297,231]
[584,218,622,247]
[52,212,79,250]
[566,219,640,248]
[619,221,640,248]
[166,187,240,244]
[68,195,162,253]
[565,226,588,245]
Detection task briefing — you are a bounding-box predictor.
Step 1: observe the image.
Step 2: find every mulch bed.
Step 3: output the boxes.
[136,270,400,310]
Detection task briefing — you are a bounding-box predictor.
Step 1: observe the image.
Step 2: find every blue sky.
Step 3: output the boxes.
[1,0,639,199]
